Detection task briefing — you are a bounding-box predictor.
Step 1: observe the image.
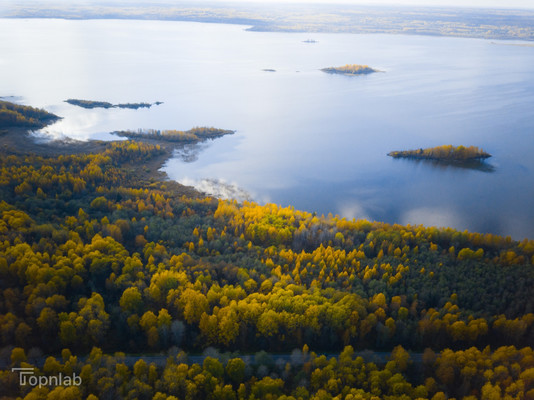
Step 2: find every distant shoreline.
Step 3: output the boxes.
[2,3,534,41]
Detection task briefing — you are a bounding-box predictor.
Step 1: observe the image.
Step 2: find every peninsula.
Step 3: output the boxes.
[113,127,234,143]
[388,145,491,161]
[321,64,379,76]
[0,100,60,128]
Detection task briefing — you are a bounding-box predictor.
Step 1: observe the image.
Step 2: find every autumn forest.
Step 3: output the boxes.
[0,96,533,400]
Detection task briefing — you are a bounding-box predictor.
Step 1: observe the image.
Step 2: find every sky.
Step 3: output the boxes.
[218,0,534,9]
[9,0,534,9]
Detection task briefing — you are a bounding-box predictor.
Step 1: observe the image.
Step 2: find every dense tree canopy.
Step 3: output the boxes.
[0,139,533,399]
[0,101,59,129]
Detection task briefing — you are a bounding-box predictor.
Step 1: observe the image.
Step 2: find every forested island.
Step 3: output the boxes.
[113,127,234,143]
[0,100,59,128]
[0,102,533,399]
[321,64,379,76]
[388,145,491,161]
[65,99,163,110]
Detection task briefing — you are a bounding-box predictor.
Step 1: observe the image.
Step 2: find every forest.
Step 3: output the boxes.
[388,146,491,161]
[0,101,59,129]
[114,127,234,143]
[0,137,533,399]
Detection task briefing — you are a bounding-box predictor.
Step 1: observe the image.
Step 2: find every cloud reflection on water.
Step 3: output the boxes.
[401,207,462,230]
[172,142,210,163]
[179,177,254,203]
[337,201,373,222]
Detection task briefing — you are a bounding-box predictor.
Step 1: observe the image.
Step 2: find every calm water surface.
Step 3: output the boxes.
[1,19,533,238]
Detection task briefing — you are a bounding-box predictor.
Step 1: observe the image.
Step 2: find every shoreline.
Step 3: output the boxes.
[2,5,534,42]
[0,127,204,199]
[388,153,491,161]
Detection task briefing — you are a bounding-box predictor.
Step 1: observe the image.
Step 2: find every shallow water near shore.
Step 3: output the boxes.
[1,18,533,238]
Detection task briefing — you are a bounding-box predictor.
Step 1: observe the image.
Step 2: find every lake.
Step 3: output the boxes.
[1,18,533,239]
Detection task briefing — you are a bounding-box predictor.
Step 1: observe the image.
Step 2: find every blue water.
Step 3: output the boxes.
[1,19,533,238]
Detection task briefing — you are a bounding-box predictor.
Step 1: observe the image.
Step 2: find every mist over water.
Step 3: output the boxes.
[1,19,533,238]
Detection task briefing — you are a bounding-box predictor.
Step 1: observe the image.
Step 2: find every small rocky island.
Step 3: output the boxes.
[321,64,379,75]
[388,145,491,161]
[65,99,163,109]
[113,127,234,143]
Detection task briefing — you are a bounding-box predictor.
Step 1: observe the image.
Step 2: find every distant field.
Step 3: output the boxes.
[2,1,534,41]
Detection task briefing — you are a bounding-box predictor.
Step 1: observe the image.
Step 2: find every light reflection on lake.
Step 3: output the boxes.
[1,19,533,238]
